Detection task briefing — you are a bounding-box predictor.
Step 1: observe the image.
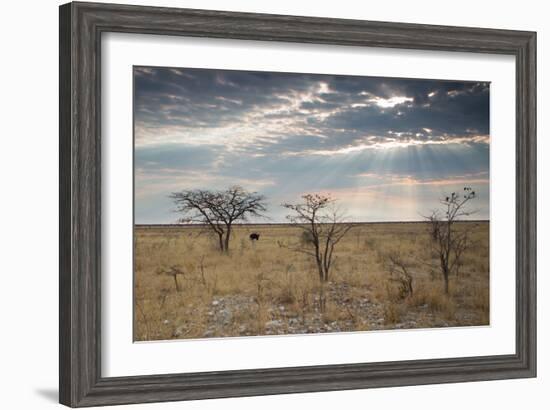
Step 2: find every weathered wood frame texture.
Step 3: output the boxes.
[59,2,537,407]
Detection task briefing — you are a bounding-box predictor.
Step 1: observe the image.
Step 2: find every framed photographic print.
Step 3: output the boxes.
[59,1,536,407]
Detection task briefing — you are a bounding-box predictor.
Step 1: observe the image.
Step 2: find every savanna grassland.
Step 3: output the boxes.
[134,222,489,341]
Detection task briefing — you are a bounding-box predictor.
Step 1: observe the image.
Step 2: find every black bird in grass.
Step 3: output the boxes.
[249,233,260,241]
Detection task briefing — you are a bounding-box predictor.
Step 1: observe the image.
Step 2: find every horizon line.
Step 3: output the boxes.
[135,219,490,227]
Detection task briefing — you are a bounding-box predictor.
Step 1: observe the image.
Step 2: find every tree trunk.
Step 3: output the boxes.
[224,226,231,253]
[319,283,326,312]
[315,252,330,282]
[217,232,225,252]
[315,256,324,282]
[443,273,449,294]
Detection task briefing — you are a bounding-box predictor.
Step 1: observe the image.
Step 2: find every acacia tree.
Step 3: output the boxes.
[170,186,267,253]
[281,194,355,283]
[427,187,477,294]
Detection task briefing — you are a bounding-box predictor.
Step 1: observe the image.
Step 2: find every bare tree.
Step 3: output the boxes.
[426,187,477,294]
[157,265,185,292]
[386,251,414,299]
[170,186,267,252]
[281,194,355,283]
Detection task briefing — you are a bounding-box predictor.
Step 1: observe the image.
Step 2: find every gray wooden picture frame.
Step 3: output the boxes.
[59,1,536,407]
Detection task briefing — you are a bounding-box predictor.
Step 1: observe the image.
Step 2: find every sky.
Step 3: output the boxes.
[134,66,490,224]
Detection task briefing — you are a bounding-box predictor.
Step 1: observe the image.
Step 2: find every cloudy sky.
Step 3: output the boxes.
[134,66,490,224]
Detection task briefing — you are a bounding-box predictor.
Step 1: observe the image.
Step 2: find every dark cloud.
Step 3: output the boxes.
[134,66,490,223]
[134,66,489,140]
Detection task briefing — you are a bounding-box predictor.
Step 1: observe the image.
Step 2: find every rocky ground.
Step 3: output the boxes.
[167,282,481,340]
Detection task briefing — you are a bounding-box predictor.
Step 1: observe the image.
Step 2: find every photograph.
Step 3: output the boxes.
[133,66,491,341]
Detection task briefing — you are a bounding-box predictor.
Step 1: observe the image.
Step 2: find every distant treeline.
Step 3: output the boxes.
[135,220,489,229]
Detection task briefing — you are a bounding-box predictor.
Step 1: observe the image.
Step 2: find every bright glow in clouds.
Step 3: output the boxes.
[134,67,490,224]
[371,95,414,108]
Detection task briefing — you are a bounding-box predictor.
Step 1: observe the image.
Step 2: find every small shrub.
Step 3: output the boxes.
[385,251,414,300]
[276,287,296,305]
[410,284,456,321]
[383,302,405,325]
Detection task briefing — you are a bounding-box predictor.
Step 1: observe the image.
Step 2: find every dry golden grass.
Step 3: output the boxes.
[134,221,489,341]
